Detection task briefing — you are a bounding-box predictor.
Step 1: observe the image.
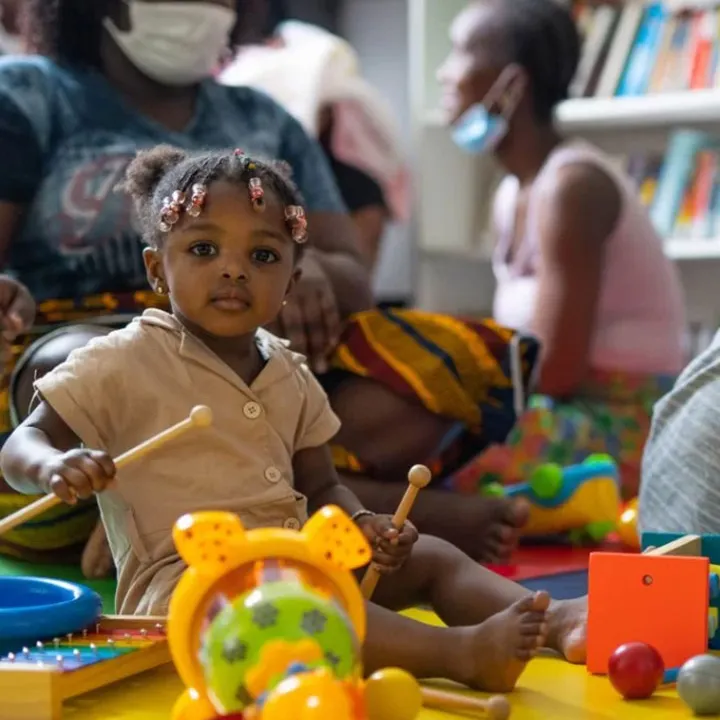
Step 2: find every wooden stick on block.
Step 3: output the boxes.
[0,405,213,536]
[360,464,432,599]
[643,535,702,557]
[421,687,511,719]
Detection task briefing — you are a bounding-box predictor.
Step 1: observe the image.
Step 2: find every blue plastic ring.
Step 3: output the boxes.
[0,577,102,642]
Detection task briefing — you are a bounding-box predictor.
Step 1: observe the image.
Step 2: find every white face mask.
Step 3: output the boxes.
[103,1,236,86]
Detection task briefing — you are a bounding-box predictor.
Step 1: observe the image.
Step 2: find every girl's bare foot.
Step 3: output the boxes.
[459,591,550,692]
[547,596,587,664]
[81,520,114,579]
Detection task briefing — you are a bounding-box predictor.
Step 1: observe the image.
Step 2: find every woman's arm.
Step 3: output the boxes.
[0,401,80,494]
[278,113,374,317]
[352,205,387,271]
[531,162,621,397]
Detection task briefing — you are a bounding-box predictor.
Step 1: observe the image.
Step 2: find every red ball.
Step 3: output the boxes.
[608,642,665,700]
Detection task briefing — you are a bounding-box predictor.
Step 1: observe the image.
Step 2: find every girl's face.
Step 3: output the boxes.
[144,180,299,340]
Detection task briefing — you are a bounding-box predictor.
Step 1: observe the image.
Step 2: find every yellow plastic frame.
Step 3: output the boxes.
[167,505,371,720]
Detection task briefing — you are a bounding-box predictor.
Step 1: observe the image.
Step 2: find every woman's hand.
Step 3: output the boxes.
[0,275,34,356]
[277,250,342,373]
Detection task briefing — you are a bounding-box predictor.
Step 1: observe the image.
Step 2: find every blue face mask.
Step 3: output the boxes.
[451,104,509,155]
[449,65,521,155]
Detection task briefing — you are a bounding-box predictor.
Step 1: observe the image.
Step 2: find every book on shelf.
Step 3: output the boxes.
[623,129,720,240]
[572,1,720,98]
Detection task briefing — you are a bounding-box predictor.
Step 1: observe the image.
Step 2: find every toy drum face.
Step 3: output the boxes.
[198,561,362,714]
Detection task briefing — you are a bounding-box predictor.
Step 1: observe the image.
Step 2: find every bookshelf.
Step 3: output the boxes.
[408,0,720,335]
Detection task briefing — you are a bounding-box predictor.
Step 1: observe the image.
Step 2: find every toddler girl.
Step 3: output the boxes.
[0,145,584,692]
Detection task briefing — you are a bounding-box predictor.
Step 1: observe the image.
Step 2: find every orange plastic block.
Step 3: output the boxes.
[587,552,709,674]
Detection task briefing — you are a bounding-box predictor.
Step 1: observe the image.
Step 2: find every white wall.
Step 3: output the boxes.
[338,0,414,301]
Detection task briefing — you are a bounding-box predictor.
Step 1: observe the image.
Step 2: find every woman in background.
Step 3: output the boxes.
[437,0,685,499]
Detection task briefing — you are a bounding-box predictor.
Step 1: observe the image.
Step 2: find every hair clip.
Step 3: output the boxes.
[234,148,245,156]
[285,205,308,243]
[159,190,186,232]
[248,176,265,212]
[186,183,207,218]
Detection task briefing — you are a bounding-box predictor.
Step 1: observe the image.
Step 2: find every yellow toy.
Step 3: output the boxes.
[616,497,640,550]
[167,505,371,720]
[484,456,621,541]
[167,506,512,720]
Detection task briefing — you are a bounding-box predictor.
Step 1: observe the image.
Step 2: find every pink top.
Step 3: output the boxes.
[492,141,686,376]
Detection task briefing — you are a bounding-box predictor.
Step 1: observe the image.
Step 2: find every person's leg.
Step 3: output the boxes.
[4,325,115,576]
[363,535,588,684]
[328,377,529,562]
[362,534,551,692]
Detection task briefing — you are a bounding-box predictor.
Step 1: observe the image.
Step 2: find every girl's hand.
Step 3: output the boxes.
[0,275,35,350]
[39,448,116,504]
[356,513,419,574]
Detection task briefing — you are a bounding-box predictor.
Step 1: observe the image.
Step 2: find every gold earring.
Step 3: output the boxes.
[156,283,167,296]
[282,299,288,307]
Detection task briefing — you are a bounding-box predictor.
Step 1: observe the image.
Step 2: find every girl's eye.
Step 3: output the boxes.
[252,248,280,264]
[189,242,217,257]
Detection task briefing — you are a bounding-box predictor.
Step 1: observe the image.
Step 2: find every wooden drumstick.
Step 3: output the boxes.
[0,405,213,536]
[421,687,511,719]
[360,464,432,599]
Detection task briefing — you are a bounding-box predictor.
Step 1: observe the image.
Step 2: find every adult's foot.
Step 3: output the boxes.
[411,491,530,564]
[546,596,587,664]
[458,591,550,693]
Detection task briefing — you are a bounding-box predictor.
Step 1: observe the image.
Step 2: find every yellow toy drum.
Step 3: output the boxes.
[167,506,372,720]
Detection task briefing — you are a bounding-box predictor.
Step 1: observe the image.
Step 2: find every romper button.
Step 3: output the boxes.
[284,518,301,530]
[243,401,262,419]
[265,467,282,483]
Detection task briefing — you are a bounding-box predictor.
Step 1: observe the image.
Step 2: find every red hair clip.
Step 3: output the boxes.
[285,205,308,243]
[159,190,186,232]
[187,183,207,218]
[248,177,265,212]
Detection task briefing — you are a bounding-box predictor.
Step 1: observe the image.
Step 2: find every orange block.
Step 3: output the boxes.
[587,552,709,674]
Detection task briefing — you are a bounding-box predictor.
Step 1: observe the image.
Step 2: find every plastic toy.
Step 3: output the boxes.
[607,642,664,699]
[677,654,720,715]
[0,577,102,653]
[167,505,370,720]
[167,504,512,720]
[482,455,621,540]
[0,613,170,719]
[616,497,640,550]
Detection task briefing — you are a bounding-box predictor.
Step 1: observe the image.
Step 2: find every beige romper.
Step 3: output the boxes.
[35,309,341,614]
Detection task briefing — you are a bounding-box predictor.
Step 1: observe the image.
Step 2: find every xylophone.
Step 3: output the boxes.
[0,615,170,720]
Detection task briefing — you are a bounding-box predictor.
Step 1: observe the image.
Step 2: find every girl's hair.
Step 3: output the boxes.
[122,145,306,252]
[22,0,111,67]
[497,0,580,123]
